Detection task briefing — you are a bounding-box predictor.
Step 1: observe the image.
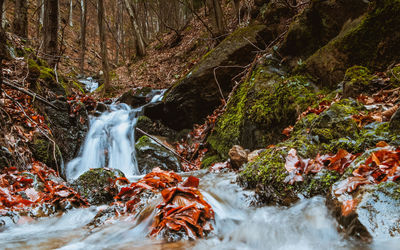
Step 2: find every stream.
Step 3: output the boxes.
[0,95,394,250]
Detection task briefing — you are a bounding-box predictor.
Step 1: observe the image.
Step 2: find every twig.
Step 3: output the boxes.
[213,65,249,104]
[136,127,197,168]
[2,79,60,110]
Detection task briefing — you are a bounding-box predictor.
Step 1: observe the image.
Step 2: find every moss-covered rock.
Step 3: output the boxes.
[279,0,368,67]
[162,24,274,130]
[136,136,181,174]
[72,168,124,205]
[237,98,398,206]
[31,135,62,170]
[303,0,400,87]
[207,63,318,158]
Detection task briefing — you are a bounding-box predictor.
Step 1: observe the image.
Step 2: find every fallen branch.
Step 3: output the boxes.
[2,79,60,110]
[136,127,197,168]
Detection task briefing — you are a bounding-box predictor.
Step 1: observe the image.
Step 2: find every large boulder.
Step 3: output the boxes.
[135,136,181,174]
[206,59,318,159]
[159,25,273,130]
[279,0,368,67]
[302,0,400,87]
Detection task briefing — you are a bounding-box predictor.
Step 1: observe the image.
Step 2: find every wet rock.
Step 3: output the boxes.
[136,116,177,142]
[279,0,368,68]
[228,145,248,169]
[162,25,273,130]
[117,87,151,108]
[95,102,108,113]
[44,99,88,171]
[72,168,124,205]
[303,0,400,87]
[328,182,400,241]
[135,136,181,174]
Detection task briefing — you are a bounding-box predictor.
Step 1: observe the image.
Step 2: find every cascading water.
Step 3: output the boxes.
[65,89,166,181]
[66,103,140,180]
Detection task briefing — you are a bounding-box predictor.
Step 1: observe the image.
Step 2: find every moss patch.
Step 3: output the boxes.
[207,64,318,158]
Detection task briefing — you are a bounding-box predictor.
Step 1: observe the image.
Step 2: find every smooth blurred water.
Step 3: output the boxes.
[66,103,141,180]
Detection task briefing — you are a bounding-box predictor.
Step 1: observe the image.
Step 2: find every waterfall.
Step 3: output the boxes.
[66,103,140,180]
[65,89,166,181]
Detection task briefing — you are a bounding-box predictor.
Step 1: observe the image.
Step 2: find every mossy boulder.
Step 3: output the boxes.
[279,0,368,67]
[136,136,181,174]
[237,98,394,206]
[72,168,124,205]
[207,62,318,159]
[303,0,400,87]
[161,25,273,130]
[31,135,62,170]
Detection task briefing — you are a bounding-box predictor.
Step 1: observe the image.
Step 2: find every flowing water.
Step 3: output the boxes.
[0,97,394,249]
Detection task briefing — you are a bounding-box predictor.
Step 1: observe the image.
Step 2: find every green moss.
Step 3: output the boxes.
[344,66,375,86]
[31,138,62,168]
[72,81,85,94]
[201,154,223,169]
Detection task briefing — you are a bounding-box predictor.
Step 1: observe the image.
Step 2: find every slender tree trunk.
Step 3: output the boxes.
[207,0,225,37]
[97,0,111,93]
[79,0,87,75]
[43,0,59,66]
[1,0,6,29]
[13,0,28,38]
[68,0,73,27]
[123,0,146,57]
[233,0,240,21]
[0,0,6,92]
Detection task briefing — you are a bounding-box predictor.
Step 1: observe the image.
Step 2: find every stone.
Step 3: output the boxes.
[72,168,124,205]
[161,24,273,130]
[228,145,248,169]
[135,136,181,174]
[328,182,400,242]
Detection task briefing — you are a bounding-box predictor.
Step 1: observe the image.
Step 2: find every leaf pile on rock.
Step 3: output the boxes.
[334,143,400,196]
[284,148,358,184]
[0,162,88,214]
[114,168,214,239]
[353,90,400,127]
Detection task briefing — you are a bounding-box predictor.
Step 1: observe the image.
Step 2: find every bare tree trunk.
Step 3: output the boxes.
[68,0,73,27]
[97,0,111,93]
[123,0,146,57]
[1,0,6,29]
[79,0,87,75]
[13,0,28,38]
[207,0,225,37]
[233,0,240,21]
[43,0,59,66]
[0,0,7,61]
[37,0,43,39]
